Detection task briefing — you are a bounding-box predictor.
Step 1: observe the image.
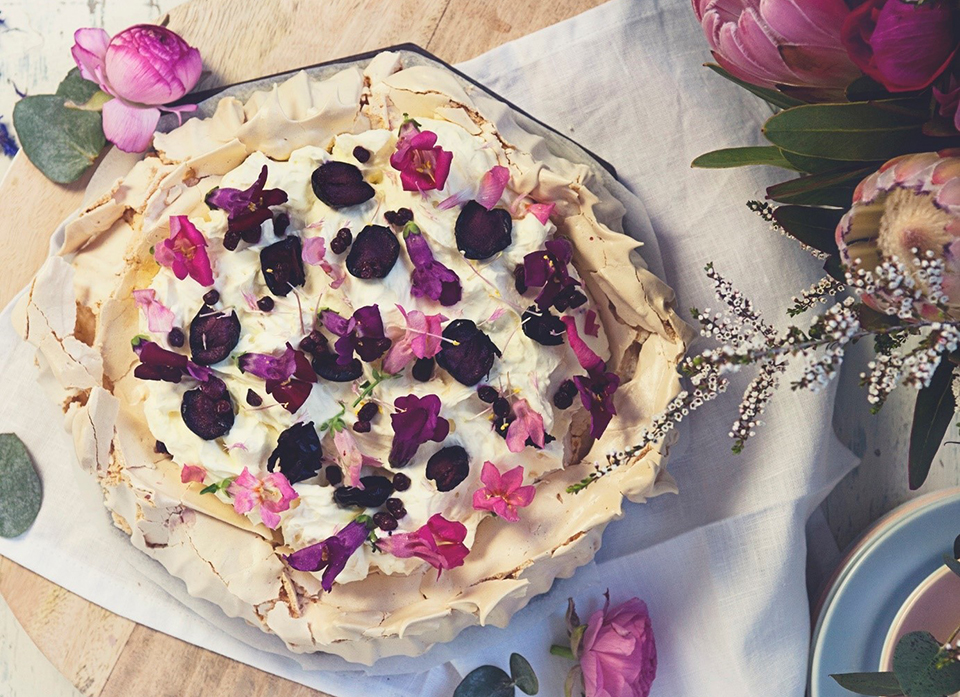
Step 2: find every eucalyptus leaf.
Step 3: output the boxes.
[780,149,881,174]
[0,434,42,538]
[766,168,872,207]
[823,254,846,283]
[56,68,101,105]
[943,553,960,580]
[705,64,805,110]
[845,76,890,102]
[692,146,798,170]
[510,653,539,695]
[453,665,515,697]
[893,631,960,697]
[908,358,956,490]
[13,95,105,183]
[772,205,843,255]
[763,100,929,161]
[830,672,903,696]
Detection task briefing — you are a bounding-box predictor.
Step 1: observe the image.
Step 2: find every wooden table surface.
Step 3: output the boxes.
[0,1,607,694]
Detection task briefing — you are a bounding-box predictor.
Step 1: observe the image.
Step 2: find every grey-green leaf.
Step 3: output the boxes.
[691,146,798,171]
[772,205,843,255]
[909,358,956,490]
[830,672,903,696]
[766,167,873,208]
[13,95,105,183]
[510,653,539,695]
[705,64,805,110]
[893,631,960,697]
[0,434,42,538]
[453,666,515,697]
[56,68,101,105]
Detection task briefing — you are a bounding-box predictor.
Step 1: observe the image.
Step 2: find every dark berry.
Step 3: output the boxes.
[553,286,587,312]
[385,497,407,518]
[373,511,398,531]
[412,357,434,382]
[299,329,328,355]
[514,265,528,294]
[455,201,512,260]
[384,208,413,227]
[553,379,578,409]
[189,307,241,365]
[202,289,220,305]
[477,385,498,403]
[246,389,263,407]
[357,402,379,422]
[268,422,322,484]
[352,146,371,163]
[239,223,263,244]
[391,474,410,492]
[493,413,514,439]
[311,161,375,208]
[426,446,470,492]
[325,464,343,486]
[167,327,185,348]
[181,377,234,440]
[435,320,501,386]
[257,296,275,312]
[345,225,400,279]
[352,420,371,433]
[273,212,290,237]
[155,440,168,454]
[334,475,393,508]
[330,227,352,255]
[223,228,242,251]
[260,236,305,296]
[493,397,511,418]
[312,352,364,382]
[521,306,566,346]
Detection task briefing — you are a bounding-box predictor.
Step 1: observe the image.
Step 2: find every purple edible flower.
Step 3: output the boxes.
[521,238,580,310]
[321,305,392,365]
[389,393,450,467]
[284,520,368,591]
[0,118,18,158]
[133,338,211,383]
[573,371,620,440]
[238,344,298,382]
[206,165,288,249]
[264,349,317,413]
[404,223,462,306]
[389,119,452,193]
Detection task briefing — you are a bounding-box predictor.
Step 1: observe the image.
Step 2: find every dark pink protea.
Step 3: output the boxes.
[389,119,452,192]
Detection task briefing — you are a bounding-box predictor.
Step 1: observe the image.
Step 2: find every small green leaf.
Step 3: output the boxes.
[510,654,539,695]
[692,146,798,170]
[893,631,960,697]
[830,672,903,695]
[845,76,890,102]
[780,149,881,174]
[763,100,929,162]
[453,665,515,697]
[705,63,805,110]
[766,168,872,207]
[823,254,846,283]
[13,95,105,183]
[0,434,42,538]
[772,205,843,255]
[909,358,956,490]
[56,68,101,105]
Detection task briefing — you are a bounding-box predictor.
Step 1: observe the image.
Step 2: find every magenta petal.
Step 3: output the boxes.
[527,202,555,225]
[560,316,604,373]
[870,0,957,92]
[102,98,160,153]
[71,28,110,85]
[103,24,202,105]
[476,166,510,210]
[132,289,175,333]
[239,346,297,381]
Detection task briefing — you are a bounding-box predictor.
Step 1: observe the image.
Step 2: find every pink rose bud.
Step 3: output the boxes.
[71,24,202,152]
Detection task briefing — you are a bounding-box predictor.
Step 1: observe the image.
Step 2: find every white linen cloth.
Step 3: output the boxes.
[0,0,860,694]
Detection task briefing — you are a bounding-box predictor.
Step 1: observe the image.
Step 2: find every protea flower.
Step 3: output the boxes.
[692,0,861,100]
[836,149,960,318]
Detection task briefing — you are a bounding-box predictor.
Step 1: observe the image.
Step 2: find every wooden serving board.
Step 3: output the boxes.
[0,0,607,694]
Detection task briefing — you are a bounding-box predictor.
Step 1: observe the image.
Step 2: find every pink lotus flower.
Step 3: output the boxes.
[284,520,368,591]
[377,513,469,574]
[179,464,206,484]
[333,428,382,488]
[72,25,202,152]
[154,216,214,287]
[382,306,447,374]
[133,289,175,333]
[471,461,536,522]
[693,0,860,100]
[505,399,546,453]
[579,596,657,697]
[227,467,298,529]
[302,236,345,289]
[842,0,957,93]
[389,119,452,192]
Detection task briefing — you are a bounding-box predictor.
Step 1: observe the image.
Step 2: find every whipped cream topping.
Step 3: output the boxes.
[135,117,610,583]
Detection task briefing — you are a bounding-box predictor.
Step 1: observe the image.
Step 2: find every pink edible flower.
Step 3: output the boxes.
[377,513,469,575]
[505,398,546,453]
[438,165,510,211]
[471,461,535,522]
[133,289,175,333]
[227,467,298,529]
[333,429,382,488]
[561,315,604,373]
[154,216,214,287]
[526,202,555,225]
[301,236,345,289]
[71,25,202,152]
[584,309,600,338]
[179,464,206,484]
[560,315,619,439]
[389,119,453,192]
[579,596,657,697]
[382,305,447,374]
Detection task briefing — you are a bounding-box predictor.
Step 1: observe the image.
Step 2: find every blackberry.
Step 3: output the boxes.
[514,265,527,294]
[391,474,411,492]
[202,289,220,305]
[325,465,343,486]
[257,296,275,312]
[384,208,413,227]
[167,327,185,348]
[385,497,407,519]
[334,475,393,508]
[373,511,398,531]
[352,146,371,163]
[352,420,371,433]
[426,446,470,492]
[330,227,352,255]
[477,385,498,403]
[553,379,578,409]
[412,357,434,382]
[246,389,263,407]
[273,212,290,237]
[493,397,511,418]
[357,402,379,422]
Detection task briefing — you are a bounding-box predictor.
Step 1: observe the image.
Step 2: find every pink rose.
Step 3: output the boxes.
[579,597,657,697]
[72,24,202,152]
